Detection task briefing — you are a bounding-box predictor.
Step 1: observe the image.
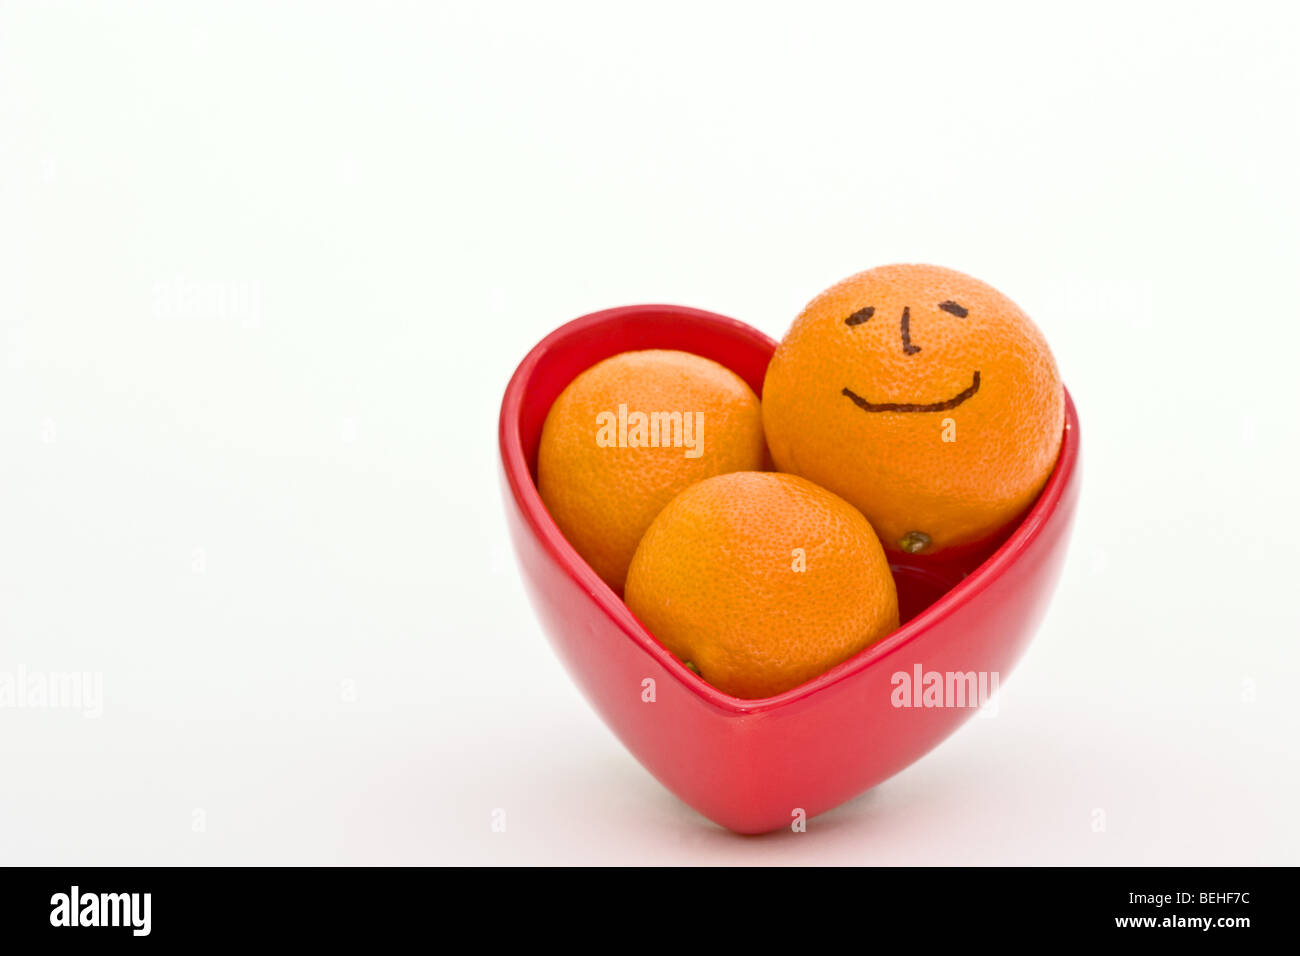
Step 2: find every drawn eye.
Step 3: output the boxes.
[938,301,968,318]
[844,307,874,327]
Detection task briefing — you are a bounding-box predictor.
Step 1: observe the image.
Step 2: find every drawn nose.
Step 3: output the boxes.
[900,306,922,355]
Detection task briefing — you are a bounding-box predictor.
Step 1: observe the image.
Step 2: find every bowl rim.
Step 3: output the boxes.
[499,304,1080,716]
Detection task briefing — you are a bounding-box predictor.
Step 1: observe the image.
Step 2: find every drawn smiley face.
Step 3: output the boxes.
[761,263,1064,555]
[839,300,981,413]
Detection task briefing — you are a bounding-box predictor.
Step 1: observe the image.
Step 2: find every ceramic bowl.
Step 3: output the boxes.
[499,304,1080,834]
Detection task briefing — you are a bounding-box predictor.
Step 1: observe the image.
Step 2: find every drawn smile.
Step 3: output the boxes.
[841,371,981,413]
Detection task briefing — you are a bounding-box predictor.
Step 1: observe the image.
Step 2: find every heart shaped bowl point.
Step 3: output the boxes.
[499,304,1081,834]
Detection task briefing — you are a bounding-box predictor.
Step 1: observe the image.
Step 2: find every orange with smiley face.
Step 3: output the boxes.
[762,263,1064,554]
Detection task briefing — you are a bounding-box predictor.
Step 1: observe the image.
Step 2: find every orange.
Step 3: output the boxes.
[538,349,766,592]
[762,264,1064,554]
[625,472,898,699]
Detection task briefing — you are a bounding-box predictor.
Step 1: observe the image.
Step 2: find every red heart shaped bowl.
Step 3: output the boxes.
[499,304,1080,834]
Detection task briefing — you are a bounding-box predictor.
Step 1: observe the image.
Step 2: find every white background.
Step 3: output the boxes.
[2,1,1297,865]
